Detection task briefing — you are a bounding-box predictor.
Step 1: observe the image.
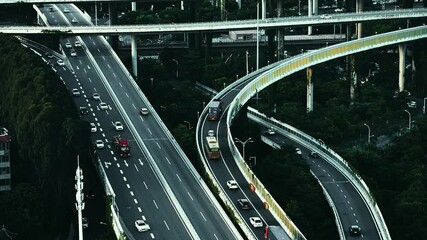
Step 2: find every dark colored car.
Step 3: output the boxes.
[309,151,319,158]
[349,225,361,236]
[80,107,88,115]
[237,199,251,210]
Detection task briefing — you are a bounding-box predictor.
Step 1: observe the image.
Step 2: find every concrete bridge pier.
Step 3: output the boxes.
[276,0,283,60]
[307,0,318,35]
[131,2,138,79]
[306,68,314,112]
[36,11,43,25]
[261,0,266,20]
[308,0,313,35]
[108,3,119,50]
[349,55,357,103]
[356,0,363,39]
[399,43,407,92]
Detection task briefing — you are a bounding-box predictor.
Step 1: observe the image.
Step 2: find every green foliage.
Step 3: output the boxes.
[251,145,338,239]
[0,34,91,239]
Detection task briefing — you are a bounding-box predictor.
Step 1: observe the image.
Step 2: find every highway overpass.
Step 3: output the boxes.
[0,8,426,34]
[197,25,427,240]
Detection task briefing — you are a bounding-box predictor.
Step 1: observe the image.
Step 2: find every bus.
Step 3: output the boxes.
[207,99,222,121]
[205,136,220,159]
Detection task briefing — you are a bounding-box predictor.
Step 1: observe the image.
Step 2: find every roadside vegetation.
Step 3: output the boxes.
[0,35,87,239]
[0,35,114,240]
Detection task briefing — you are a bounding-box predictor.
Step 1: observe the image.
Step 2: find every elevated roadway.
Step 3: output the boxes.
[197,25,427,240]
[0,9,426,34]
[39,3,241,239]
[252,109,379,239]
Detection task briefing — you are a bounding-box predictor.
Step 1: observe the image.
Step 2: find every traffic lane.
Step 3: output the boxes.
[47,5,194,239]
[86,42,239,238]
[145,137,234,239]
[85,30,240,238]
[201,120,277,239]
[114,154,192,239]
[72,69,192,239]
[267,135,379,239]
[310,158,380,240]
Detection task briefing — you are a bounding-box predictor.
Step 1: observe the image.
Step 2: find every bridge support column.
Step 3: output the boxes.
[350,55,357,103]
[399,43,407,92]
[313,0,318,16]
[307,68,314,112]
[308,0,313,35]
[36,12,43,25]
[205,33,212,66]
[356,0,363,39]
[131,2,138,78]
[109,3,119,50]
[261,0,266,20]
[276,0,283,60]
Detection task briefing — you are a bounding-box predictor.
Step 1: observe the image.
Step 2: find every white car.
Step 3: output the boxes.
[134,220,150,232]
[114,121,123,131]
[295,148,302,155]
[65,42,72,48]
[57,59,65,66]
[75,41,81,47]
[207,130,215,136]
[99,102,108,110]
[70,48,77,57]
[407,101,416,108]
[266,129,275,135]
[320,14,332,19]
[71,18,78,23]
[63,7,69,13]
[71,88,80,96]
[95,140,104,149]
[90,123,97,133]
[249,217,263,228]
[92,93,100,100]
[140,107,149,116]
[226,180,238,190]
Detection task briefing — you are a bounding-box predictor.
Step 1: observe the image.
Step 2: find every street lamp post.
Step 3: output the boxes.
[172,59,178,79]
[363,123,371,143]
[246,51,249,75]
[256,2,259,70]
[423,97,427,114]
[234,137,253,160]
[75,156,84,240]
[404,110,411,130]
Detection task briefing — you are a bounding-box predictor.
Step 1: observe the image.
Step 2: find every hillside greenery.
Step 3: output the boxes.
[0,34,93,240]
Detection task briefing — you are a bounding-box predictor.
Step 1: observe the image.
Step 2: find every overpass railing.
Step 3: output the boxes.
[226,26,427,240]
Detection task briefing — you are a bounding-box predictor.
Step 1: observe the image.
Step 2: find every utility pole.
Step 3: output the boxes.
[75,156,85,240]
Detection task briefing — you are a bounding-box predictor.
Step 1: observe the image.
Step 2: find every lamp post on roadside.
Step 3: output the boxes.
[404,110,411,130]
[246,51,249,75]
[423,97,427,114]
[256,2,259,70]
[234,137,253,160]
[172,59,178,79]
[363,123,371,143]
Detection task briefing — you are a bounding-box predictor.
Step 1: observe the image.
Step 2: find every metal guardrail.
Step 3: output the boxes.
[225,26,427,240]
